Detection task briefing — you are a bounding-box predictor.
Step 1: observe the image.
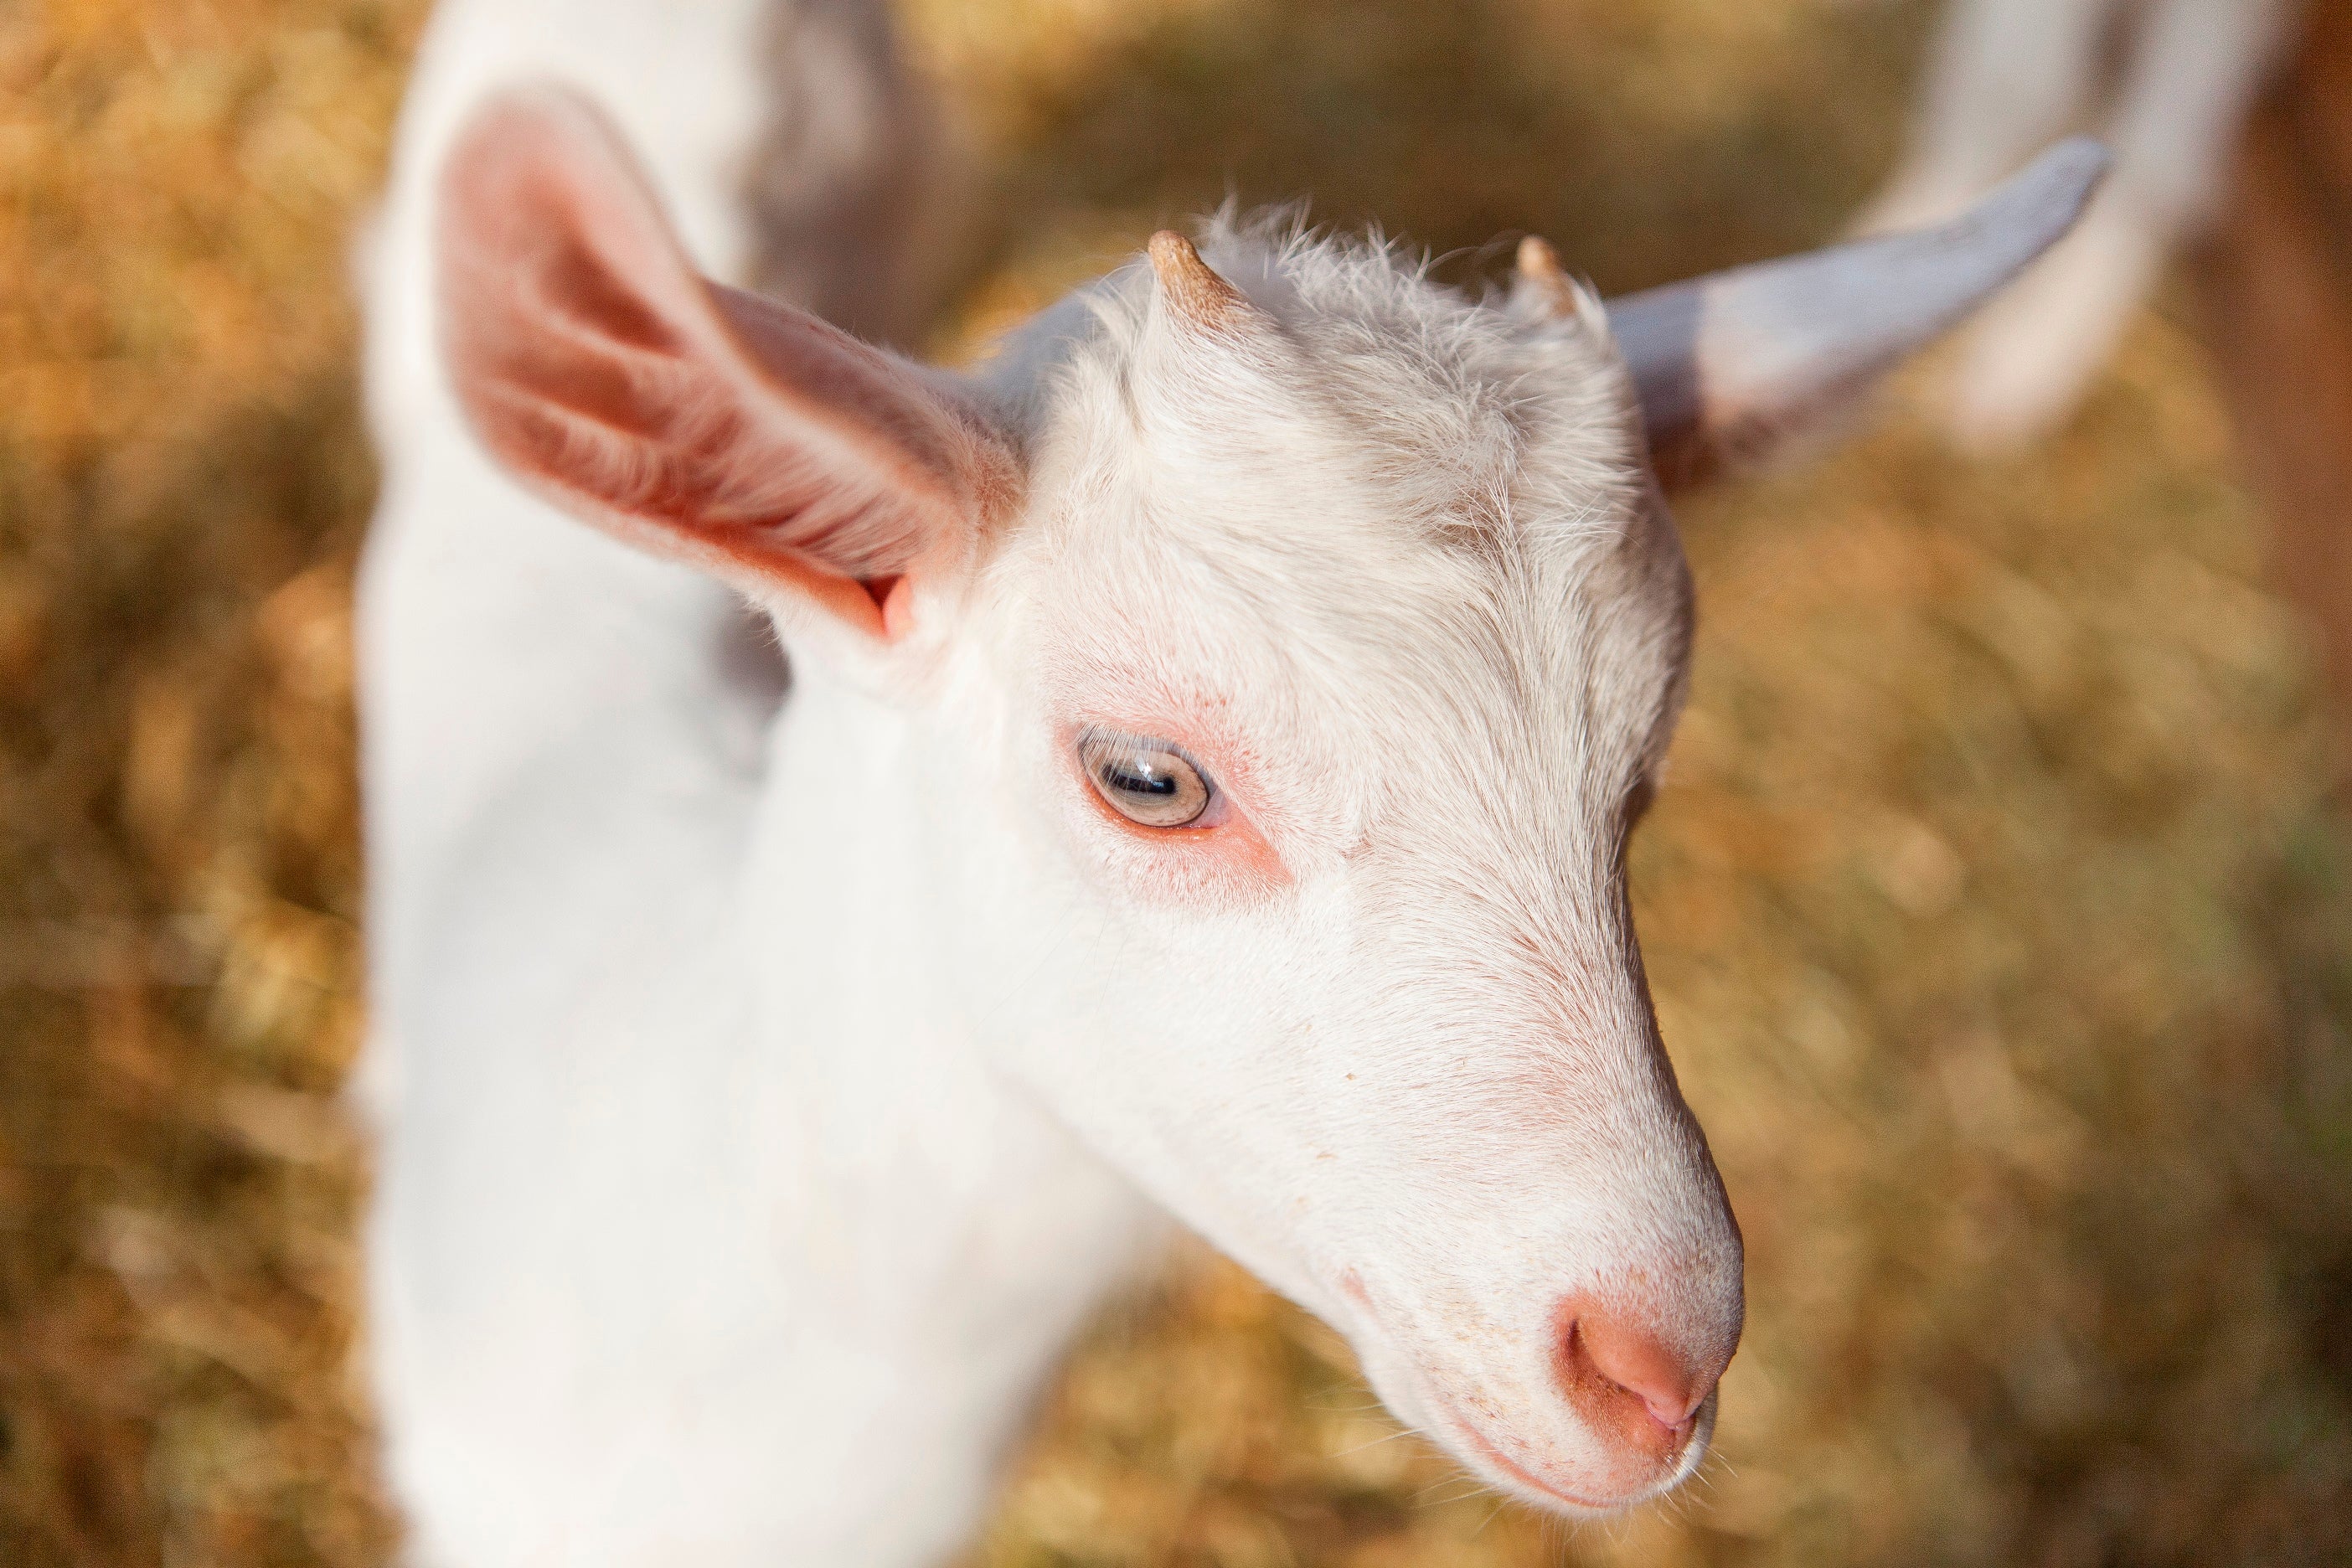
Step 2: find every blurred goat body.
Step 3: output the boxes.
[356,2,2104,1562]
[1865,0,2302,447]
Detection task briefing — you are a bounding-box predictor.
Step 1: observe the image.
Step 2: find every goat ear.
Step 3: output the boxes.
[436,86,1014,639]
[1597,139,2109,485]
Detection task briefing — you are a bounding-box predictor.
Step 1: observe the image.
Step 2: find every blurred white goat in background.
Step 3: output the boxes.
[1864,0,2304,449]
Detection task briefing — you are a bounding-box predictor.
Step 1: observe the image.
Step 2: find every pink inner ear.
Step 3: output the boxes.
[434,87,1014,637]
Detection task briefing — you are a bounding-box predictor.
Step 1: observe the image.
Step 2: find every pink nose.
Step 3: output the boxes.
[1552,1293,1730,1466]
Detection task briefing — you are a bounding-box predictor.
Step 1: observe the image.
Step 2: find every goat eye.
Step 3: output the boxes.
[1078,730,1212,828]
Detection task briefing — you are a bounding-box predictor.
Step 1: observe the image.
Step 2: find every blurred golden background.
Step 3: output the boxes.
[3,1,2350,1564]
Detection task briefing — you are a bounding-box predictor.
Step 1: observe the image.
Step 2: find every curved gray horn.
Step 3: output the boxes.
[1605,137,2111,481]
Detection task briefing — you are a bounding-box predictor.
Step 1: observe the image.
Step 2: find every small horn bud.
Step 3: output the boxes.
[1148,230,1251,328]
[1515,235,1569,293]
[1515,235,1605,333]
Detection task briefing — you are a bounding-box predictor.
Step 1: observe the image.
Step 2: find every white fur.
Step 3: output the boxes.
[358,6,2099,1561]
[1865,0,2302,447]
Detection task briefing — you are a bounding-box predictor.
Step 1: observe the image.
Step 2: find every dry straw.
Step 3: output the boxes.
[3,2,2347,1565]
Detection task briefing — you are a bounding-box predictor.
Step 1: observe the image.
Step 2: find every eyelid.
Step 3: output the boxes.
[1074,725,1228,831]
[1078,725,1218,784]
[1063,720,1290,887]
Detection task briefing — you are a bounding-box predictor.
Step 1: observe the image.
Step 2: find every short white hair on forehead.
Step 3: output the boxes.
[1033,209,1648,556]
[1002,214,1684,686]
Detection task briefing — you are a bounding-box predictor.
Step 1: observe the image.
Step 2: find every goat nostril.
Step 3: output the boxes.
[1555,1301,1712,1452]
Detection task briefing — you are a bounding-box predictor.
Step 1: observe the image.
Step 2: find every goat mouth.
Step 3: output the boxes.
[1432,1394,1716,1514]
[1450,1423,1618,1512]
[1341,1294,1717,1513]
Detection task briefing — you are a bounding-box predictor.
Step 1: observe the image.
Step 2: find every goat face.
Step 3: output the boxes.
[436,87,2103,1510]
[931,235,1731,1507]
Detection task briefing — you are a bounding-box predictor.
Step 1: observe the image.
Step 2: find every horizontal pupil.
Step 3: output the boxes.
[1108,761,1178,796]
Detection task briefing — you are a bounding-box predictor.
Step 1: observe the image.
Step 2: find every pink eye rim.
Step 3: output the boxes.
[1075,725,1220,829]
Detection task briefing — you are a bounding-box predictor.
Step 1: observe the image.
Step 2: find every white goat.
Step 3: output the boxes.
[1863,0,2302,447]
[356,3,2103,1561]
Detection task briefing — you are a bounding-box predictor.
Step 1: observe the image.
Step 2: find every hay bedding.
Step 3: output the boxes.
[3,2,2349,1565]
